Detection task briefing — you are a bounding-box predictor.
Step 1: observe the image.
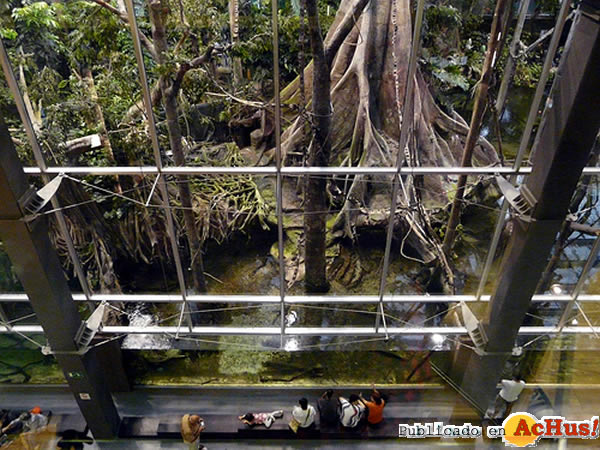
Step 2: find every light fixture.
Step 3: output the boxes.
[285,310,297,327]
[550,284,563,295]
[284,338,299,352]
[75,301,107,350]
[571,319,579,326]
[20,173,64,220]
[495,176,537,221]
[461,302,488,351]
[431,333,445,347]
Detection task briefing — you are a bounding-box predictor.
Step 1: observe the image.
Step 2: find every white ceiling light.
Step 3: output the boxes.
[551,284,563,295]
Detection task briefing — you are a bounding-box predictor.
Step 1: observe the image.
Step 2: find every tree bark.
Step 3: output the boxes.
[148,0,207,293]
[303,0,331,293]
[229,0,243,84]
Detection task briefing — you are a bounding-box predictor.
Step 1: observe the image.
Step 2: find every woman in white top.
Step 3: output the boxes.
[491,375,526,418]
[292,398,316,428]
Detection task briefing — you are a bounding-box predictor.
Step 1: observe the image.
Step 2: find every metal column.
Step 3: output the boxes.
[123,0,194,333]
[271,0,287,349]
[448,1,600,413]
[0,116,120,438]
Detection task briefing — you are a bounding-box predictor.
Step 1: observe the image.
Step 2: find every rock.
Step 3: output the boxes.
[251,128,265,149]
[189,102,228,142]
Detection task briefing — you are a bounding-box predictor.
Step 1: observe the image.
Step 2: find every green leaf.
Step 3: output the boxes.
[0,28,17,40]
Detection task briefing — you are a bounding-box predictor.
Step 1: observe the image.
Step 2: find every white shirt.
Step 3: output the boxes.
[26,413,48,431]
[499,379,525,402]
[292,405,315,428]
[339,398,365,428]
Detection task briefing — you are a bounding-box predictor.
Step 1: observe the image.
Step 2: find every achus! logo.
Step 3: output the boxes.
[486,412,599,447]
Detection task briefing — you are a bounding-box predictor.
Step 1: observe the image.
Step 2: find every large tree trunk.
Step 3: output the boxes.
[229,0,243,84]
[279,0,498,287]
[304,0,331,293]
[148,0,207,293]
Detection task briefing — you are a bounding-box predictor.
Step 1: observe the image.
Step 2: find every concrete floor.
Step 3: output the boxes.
[0,385,478,421]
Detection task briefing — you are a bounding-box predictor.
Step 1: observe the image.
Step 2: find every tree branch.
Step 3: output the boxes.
[88,0,158,60]
[121,78,162,124]
[170,46,215,98]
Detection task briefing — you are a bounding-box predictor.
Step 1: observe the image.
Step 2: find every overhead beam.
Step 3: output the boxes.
[448,1,600,414]
[2,293,600,304]
[0,115,121,439]
[1,324,599,337]
[18,165,600,176]
[3,293,600,304]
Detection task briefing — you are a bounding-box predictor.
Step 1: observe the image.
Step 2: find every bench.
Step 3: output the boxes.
[119,414,457,440]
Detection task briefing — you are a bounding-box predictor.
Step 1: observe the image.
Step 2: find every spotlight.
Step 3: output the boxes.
[550,284,563,295]
[431,333,445,347]
[285,310,297,327]
[284,338,299,352]
[571,319,579,326]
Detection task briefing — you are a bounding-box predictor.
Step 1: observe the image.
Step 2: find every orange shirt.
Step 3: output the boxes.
[364,399,385,424]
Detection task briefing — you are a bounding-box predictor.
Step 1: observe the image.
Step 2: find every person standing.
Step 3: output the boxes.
[292,398,316,429]
[181,414,206,450]
[492,375,526,418]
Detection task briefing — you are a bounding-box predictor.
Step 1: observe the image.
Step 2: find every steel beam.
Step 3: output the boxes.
[475,0,574,301]
[376,0,426,336]
[17,165,600,176]
[0,38,95,312]
[19,165,532,176]
[123,0,193,333]
[557,234,600,331]
[1,324,599,337]
[271,0,286,349]
[449,3,600,414]
[2,292,600,304]
[495,0,532,112]
[0,115,120,438]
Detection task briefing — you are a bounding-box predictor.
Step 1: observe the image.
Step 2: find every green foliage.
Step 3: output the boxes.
[189,143,273,241]
[422,54,470,91]
[514,59,543,88]
[0,27,17,39]
[423,3,461,53]
[535,0,561,15]
[510,30,548,89]
[61,1,123,65]
[11,1,57,30]
[425,4,461,32]
[235,0,333,84]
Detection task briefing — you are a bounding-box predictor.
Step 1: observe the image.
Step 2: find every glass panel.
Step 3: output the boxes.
[0,334,62,384]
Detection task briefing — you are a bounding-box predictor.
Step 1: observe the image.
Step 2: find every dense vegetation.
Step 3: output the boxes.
[0,0,572,385]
